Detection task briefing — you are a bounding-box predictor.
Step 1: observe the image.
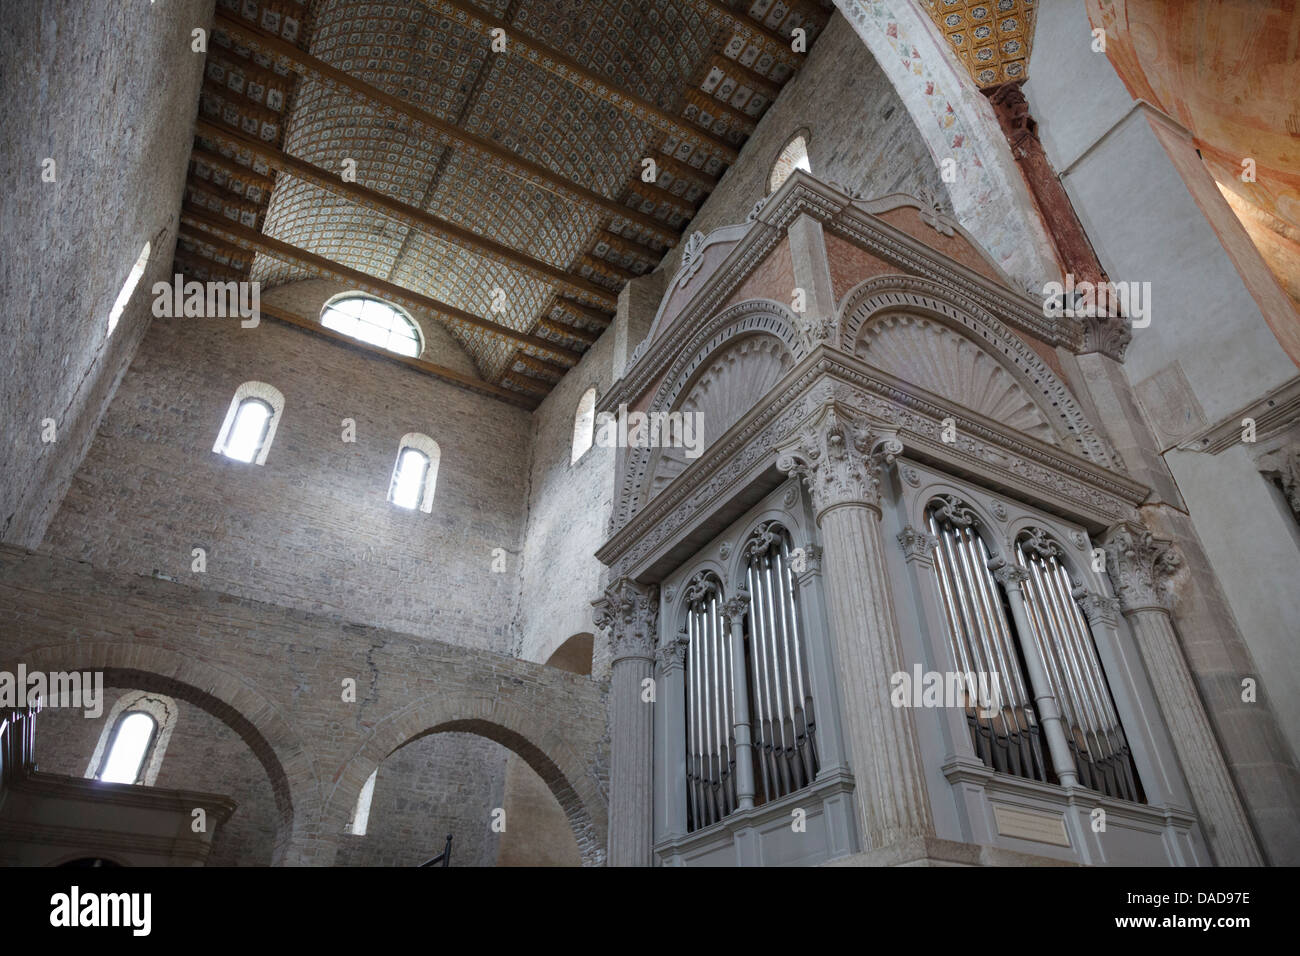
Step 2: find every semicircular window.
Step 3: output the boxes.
[321,293,422,357]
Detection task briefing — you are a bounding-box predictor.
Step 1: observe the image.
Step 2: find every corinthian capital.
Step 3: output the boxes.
[1101,523,1181,614]
[592,578,660,663]
[775,402,902,518]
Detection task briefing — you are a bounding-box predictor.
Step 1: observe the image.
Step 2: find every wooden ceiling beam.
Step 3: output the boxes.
[499,372,552,397]
[214,11,681,246]
[555,297,615,328]
[421,0,739,164]
[190,147,277,192]
[597,229,661,265]
[706,52,781,100]
[692,0,807,68]
[173,250,247,283]
[537,317,600,346]
[684,88,759,133]
[512,351,567,381]
[178,227,256,268]
[180,203,582,365]
[195,119,618,311]
[258,302,538,410]
[653,152,720,192]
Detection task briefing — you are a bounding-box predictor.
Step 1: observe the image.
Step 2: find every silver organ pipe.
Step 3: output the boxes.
[684,573,735,831]
[926,500,1047,783]
[1015,533,1142,802]
[742,523,818,808]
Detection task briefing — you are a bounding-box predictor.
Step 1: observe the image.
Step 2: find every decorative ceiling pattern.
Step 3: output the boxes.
[923,0,1036,87]
[174,0,835,405]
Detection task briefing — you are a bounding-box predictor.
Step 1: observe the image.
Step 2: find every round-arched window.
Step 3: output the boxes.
[321,293,422,357]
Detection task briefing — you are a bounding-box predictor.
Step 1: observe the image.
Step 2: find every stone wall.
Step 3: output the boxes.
[43,312,529,649]
[35,689,278,866]
[0,0,214,548]
[658,11,947,280]
[0,544,609,865]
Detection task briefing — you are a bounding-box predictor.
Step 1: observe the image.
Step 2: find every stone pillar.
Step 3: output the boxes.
[592,577,659,866]
[1102,523,1264,866]
[654,627,689,841]
[776,401,934,850]
[722,590,757,811]
[988,558,1080,789]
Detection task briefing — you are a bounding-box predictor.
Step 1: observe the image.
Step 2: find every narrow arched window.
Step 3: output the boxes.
[389,433,440,512]
[769,133,811,193]
[321,292,422,357]
[213,381,284,465]
[348,770,378,836]
[572,387,596,463]
[98,712,157,785]
[107,242,151,337]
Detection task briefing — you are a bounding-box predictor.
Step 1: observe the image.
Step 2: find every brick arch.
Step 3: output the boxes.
[19,642,316,866]
[329,691,608,866]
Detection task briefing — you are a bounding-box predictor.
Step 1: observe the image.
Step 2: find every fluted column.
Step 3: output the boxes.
[592,577,659,866]
[776,401,934,850]
[1102,523,1264,866]
[988,558,1080,788]
[722,590,756,810]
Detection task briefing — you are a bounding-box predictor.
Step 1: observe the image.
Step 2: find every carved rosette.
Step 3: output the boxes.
[897,526,940,563]
[1101,523,1182,614]
[592,578,660,663]
[775,402,902,519]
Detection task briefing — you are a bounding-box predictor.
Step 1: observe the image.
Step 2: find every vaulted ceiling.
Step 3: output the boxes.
[176,0,836,408]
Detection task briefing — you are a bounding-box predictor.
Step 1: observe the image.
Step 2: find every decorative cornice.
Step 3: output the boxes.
[775,401,902,517]
[595,354,1148,576]
[591,578,659,663]
[1177,375,1300,455]
[1101,523,1181,614]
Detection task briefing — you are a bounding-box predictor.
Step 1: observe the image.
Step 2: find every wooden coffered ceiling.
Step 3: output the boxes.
[923,0,1037,88]
[175,0,836,409]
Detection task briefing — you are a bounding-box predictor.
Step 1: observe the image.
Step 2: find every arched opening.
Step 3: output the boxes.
[495,635,595,867]
[34,678,286,866]
[337,722,587,867]
[769,132,811,193]
[572,387,597,463]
